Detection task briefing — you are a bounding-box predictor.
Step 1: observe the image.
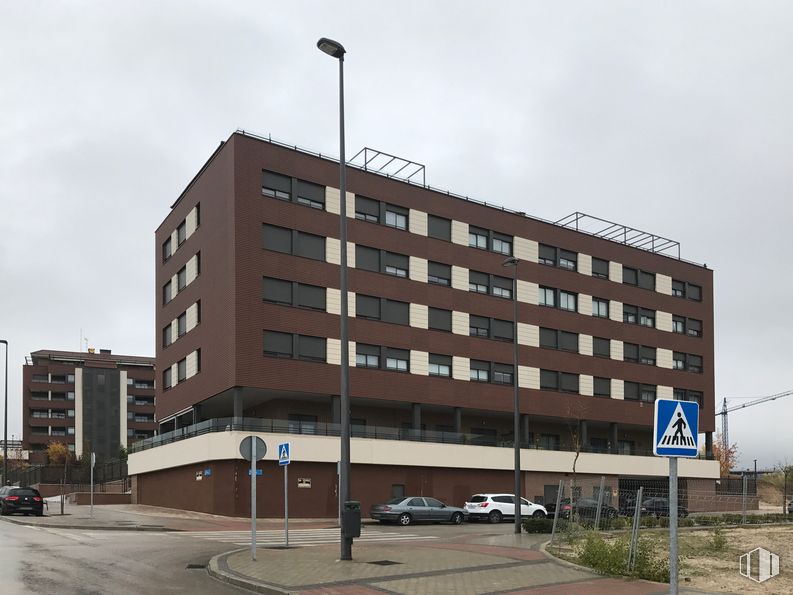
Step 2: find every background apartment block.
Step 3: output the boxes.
[132,131,717,517]
[23,349,156,464]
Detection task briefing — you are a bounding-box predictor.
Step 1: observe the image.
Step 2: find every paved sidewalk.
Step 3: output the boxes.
[209,532,716,594]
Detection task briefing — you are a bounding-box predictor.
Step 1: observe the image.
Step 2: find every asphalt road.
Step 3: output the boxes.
[0,522,245,595]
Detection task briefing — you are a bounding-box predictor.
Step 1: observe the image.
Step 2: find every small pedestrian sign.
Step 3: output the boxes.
[278,442,291,466]
[653,399,699,457]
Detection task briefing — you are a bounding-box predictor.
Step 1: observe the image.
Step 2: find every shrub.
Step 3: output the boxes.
[640,516,658,528]
[709,527,727,552]
[522,518,555,533]
[576,534,670,583]
[679,517,694,527]
[694,515,719,526]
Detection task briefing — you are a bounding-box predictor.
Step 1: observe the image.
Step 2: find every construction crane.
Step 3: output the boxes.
[717,389,793,452]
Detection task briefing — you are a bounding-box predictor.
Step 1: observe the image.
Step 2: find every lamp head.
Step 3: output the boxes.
[502,257,520,267]
[317,37,346,59]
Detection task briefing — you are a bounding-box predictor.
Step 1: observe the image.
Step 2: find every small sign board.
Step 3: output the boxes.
[278,442,291,466]
[247,469,263,476]
[240,436,267,461]
[653,399,699,457]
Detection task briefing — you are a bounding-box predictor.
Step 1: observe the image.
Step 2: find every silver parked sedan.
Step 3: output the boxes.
[370,496,467,526]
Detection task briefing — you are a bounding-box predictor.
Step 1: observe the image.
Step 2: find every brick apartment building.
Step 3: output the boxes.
[129,131,718,517]
[23,349,156,464]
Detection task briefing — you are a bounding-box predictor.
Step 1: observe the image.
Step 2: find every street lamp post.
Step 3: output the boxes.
[1,339,8,486]
[317,37,353,561]
[502,257,521,534]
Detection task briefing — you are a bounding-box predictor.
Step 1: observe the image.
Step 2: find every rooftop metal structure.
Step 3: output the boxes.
[348,147,425,185]
[555,212,681,259]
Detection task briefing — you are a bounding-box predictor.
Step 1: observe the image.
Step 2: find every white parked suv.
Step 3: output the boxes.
[464,493,547,523]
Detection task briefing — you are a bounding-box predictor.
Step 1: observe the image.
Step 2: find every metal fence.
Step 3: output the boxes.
[7,459,128,492]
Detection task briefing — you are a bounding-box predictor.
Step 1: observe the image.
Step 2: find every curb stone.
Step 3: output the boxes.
[0,516,175,531]
[207,549,297,594]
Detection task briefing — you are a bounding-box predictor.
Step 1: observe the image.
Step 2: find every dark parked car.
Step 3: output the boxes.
[642,497,688,518]
[370,496,467,526]
[547,498,619,520]
[0,486,44,516]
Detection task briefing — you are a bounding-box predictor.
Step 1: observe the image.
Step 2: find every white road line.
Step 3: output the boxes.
[174,528,436,547]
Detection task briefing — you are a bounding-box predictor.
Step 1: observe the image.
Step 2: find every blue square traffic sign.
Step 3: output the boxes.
[278,442,291,466]
[653,399,699,457]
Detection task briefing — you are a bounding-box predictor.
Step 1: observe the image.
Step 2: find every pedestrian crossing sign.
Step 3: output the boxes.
[278,442,291,466]
[653,399,699,457]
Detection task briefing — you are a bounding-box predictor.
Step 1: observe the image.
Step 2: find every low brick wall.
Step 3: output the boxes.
[68,492,131,505]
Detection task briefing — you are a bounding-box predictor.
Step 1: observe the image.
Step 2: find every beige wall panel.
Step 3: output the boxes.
[186,302,199,331]
[656,274,673,296]
[186,206,198,237]
[519,366,540,390]
[451,220,469,246]
[186,254,198,284]
[325,186,340,215]
[410,303,429,329]
[610,339,624,361]
[410,350,429,376]
[409,209,427,236]
[517,323,539,347]
[452,356,470,381]
[609,300,623,322]
[326,288,340,316]
[578,293,592,316]
[409,256,428,283]
[657,348,673,369]
[611,379,624,400]
[656,311,673,332]
[186,351,199,379]
[326,338,340,365]
[451,265,468,291]
[580,374,594,396]
[513,236,538,263]
[609,261,622,283]
[578,254,592,276]
[325,237,340,265]
[579,334,593,357]
[658,385,673,400]
[517,280,538,304]
[452,311,469,336]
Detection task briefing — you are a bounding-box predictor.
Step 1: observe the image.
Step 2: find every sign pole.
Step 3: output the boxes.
[669,456,678,594]
[284,463,289,548]
[251,440,256,561]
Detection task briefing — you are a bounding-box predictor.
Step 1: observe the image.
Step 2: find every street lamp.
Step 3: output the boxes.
[1,339,8,486]
[317,36,353,561]
[502,257,521,534]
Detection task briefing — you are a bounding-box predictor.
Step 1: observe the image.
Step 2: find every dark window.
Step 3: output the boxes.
[262,170,291,200]
[493,363,514,385]
[638,270,655,290]
[687,318,702,337]
[428,261,451,286]
[593,337,610,358]
[162,237,172,261]
[356,294,380,319]
[540,327,557,349]
[356,343,380,368]
[382,299,409,325]
[288,413,318,434]
[559,291,577,312]
[470,360,489,382]
[428,307,452,331]
[558,249,577,271]
[538,244,577,271]
[163,325,172,347]
[385,348,409,372]
[264,331,293,357]
[491,275,513,299]
[177,221,186,246]
[294,231,325,260]
[673,352,686,370]
[592,297,609,318]
[623,304,638,324]
[469,315,490,337]
[468,226,488,249]
[559,331,578,352]
[297,335,326,362]
[384,252,409,277]
[427,215,451,241]
[624,381,639,400]
[492,318,514,342]
[640,346,656,365]
[640,384,656,402]
[688,354,703,373]
[624,343,639,363]
[356,245,380,272]
[594,377,610,397]
[538,244,556,266]
[622,267,638,285]
[540,369,558,390]
[355,196,380,223]
[492,232,513,256]
[177,359,187,382]
[539,286,555,307]
[177,313,187,337]
[673,315,686,334]
[688,284,702,301]
[263,224,292,253]
[163,280,173,304]
[640,308,655,328]
[177,266,187,291]
[296,180,325,209]
[384,204,408,230]
[263,277,292,304]
[591,258,609,278]
[429,354,452,377]
[296,283,325,310]
[469,270,489,294]
[163,368,172,390]
[560,373,579,393]
[672,279,686,297]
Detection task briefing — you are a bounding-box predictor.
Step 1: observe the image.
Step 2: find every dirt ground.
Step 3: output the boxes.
[680,525,792,594]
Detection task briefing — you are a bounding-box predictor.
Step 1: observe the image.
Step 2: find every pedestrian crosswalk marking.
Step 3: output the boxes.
[174,527,437,547]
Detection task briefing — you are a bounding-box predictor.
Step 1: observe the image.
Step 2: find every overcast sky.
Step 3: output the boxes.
[1,2,791,469]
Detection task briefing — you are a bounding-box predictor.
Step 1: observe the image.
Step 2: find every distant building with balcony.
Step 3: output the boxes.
[22,349,156,464]
[130,131,718,517]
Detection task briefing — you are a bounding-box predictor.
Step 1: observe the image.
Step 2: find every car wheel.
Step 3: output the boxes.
[398,513,412,526]
[36,511,43,517]
[488,510,502,524]
[451,512,464,525]
[0,505,6,516]
[532,510,546,518]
